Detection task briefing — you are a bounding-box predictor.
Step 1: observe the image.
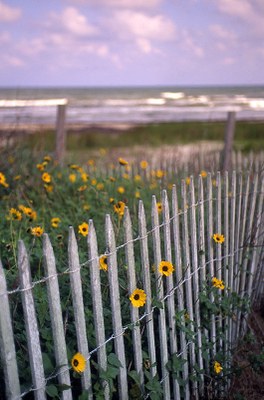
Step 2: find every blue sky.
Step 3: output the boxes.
[0,0,263,87]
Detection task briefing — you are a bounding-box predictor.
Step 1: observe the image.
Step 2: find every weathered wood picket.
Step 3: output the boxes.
[0,171,264,400]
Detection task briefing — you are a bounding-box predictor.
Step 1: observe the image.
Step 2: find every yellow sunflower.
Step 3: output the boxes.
[213,233,225,244]
[212,277,225,290]
[159,261,175,276]
[8,208,22,221]
[42,172,52,183]
[31,226,44,237]
[140,160,148,169]
[156,202,162,213]
[129,288,147,308]
[71,352,86,374]
[99,255,108,271]
[213,361,223,374]
[78,222,89,237]
[118,157,128,166]
[51,217,61,228]
[113,201,126,217]
[0,172,9,188]
[117,186,125,194]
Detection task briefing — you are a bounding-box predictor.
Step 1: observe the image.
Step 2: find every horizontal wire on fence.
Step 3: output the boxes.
[2,188,264,299]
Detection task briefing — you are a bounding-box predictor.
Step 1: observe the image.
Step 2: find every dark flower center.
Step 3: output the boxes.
[134,294,140,300]
[162,266,168,272]
[73,360,79,366]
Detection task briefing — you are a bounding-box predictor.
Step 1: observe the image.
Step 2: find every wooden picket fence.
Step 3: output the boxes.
[0,171,264,400]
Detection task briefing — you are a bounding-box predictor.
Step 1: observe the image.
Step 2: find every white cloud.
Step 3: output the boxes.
[2,55,25,67]
[136,38,153,54]
[213,0,264,35]
[0,1,21,22]
[50,7,99,37]
[215,0,253,19]
[209,24,236,41]
[66,0,161,8]
[0,31,10,43]
[182,31,204,58]
[113,10,176,41]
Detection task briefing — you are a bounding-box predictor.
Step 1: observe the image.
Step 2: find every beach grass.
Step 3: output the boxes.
[3,120,264,159]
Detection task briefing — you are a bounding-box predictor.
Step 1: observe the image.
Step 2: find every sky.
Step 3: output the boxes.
[0,0,264,87]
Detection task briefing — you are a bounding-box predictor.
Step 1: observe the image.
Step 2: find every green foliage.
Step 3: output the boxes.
[0,144,262,399]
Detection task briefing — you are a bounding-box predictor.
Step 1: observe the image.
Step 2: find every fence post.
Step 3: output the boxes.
[0,260,21,400]
[55,104,67,164]
[221,111,236,172]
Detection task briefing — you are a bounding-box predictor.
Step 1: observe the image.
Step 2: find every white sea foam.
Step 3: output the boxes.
[161,92,184,100]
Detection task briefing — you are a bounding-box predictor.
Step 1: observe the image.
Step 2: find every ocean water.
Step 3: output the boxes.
[0,85,264,125]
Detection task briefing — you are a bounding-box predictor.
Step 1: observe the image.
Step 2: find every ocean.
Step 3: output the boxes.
[0,85,264,125]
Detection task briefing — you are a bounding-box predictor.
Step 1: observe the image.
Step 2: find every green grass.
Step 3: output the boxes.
[14,120,264,157]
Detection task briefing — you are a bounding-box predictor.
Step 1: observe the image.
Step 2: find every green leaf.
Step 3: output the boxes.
[108,353,123,368]
[42,353,54,374]
[128,370,141,386]
[46,384,59,398]
[57,383,72,392]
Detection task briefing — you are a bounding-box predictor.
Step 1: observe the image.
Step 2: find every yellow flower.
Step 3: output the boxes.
[109,176,116,182]
[140,160,148,169]
[213,361,223,374]
[185,177,191,185]
[156,169,165,179]
[36,163,46,171]
[69,173,77,183]
[129,288,147,308]
[96,182,104,191]
[200,170,207,178]
[13,175,21,181]
[213,233,225,244]
[159,261,175,277]
[71,352,86,374]
[122,173,130,180]
[0,172,9,188]
[91,178,97,186]
[134,174,141,182]
[78,222,89,237]
[81,172,89,182]
[43,155,52,162]
[118,157,128,166]
[44,184,53,193]
[99,255,108,271]
[87,159,95,166]
[77,185,87,192]
[8,208,22,221]
[135,191,140,199]
[156,202,162,213]
[42,172,51,183]
[113,201,126,217]
[51,217,61,228]
[117,186,125,194]
[212,277,225,290]
[31,226,44,237]
[109,197,115,204]
[83,204,90,211]
[20,206,37,220]
[69,164,79,170]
